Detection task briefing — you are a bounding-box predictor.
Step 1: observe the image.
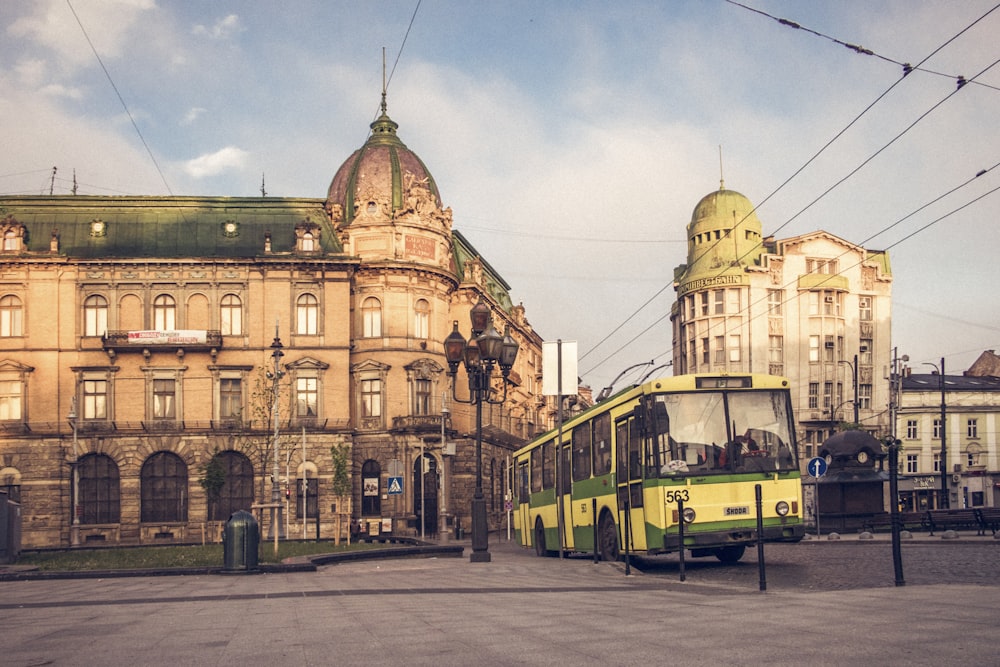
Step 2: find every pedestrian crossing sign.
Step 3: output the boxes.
[388,476,403,495]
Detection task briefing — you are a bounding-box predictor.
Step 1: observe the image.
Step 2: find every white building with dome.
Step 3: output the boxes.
[670,184,894,459]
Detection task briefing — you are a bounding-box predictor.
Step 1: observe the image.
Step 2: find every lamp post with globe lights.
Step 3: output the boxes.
[443,298,519,563]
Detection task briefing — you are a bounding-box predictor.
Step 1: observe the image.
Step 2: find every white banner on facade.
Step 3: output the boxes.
[542,340,578,396]
[127,330,208,345]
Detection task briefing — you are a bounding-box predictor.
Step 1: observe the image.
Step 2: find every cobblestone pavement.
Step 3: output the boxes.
[2,536,998,666]
[628,537,1000,590]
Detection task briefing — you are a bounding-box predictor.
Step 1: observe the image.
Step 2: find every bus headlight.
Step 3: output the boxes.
[775,501,790,517]
[682,507,696,523]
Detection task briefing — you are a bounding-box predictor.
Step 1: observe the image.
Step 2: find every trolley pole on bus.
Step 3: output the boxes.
[443,299,519,563]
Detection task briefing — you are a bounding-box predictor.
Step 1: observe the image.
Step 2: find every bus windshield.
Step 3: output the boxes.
[647,389,797,476]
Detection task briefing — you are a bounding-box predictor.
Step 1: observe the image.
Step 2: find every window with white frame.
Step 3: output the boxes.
[295,377,318,417]
[714,336,725,364]
[0,379,22,420]
[361,378,382,419]
[933,418,942,439]
[808,382,818,409]
[296,293,319,335]
[84,295,108,337]
[809,335,820,362]
[152,378,177,420]
[414,299,429,339]
[362,297,382,337]
[83,379,108,419]
[700,292,709,316]
[768,335,783,363]
[220,294,242,336]
[859,338,873,366]
[728,334,741,362]
[967,418,978,438]
[858,383,872,410]
[713,290,724,314]
[824,336,835,362]
[906,454,918,473]
[859,296,872,322]
[701,337,709,365]
[153,294,176,330]
[0,295,23,337]
[823,382,832,409]
[933,452,941,473]
[767,289,782,315]
[727,289,740,314]
[906,419,918,439]
[219,377,242,420]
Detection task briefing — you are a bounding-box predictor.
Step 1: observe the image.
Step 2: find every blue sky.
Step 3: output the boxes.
[3,1,999,392]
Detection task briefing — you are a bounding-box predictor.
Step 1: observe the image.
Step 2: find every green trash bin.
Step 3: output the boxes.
[222,510,259,571]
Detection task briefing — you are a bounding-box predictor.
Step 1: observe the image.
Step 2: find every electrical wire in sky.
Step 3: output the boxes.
[66,0,174,196]
[578,4,999,378]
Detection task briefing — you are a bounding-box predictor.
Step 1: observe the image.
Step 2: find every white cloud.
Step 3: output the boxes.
[192,14,242,39]
[181,107,206,125]
[183,146,249,178]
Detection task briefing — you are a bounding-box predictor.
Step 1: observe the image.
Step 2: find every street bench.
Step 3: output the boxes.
[926,509,984,536]
[975,508,1000,536]
[862,511,928,533]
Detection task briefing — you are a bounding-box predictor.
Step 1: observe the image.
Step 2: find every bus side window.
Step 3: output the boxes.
[593,413,612,475]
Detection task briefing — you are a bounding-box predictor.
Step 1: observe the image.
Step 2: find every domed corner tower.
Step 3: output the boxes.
[325,95,454,271]
[679,184,765,284]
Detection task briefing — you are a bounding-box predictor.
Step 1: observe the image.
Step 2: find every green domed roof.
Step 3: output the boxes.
[326,99,441,227]
[680,186,764,279]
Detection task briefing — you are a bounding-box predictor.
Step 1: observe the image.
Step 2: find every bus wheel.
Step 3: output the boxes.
[534,519,553,557]
[714,545,746,563]
[597,511,620,562]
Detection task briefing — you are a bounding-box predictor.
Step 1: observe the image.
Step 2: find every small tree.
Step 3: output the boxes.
[198,449,226,533]
[329,443,352,544]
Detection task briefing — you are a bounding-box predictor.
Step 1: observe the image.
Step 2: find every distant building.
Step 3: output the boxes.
[670,185,894,459]
[0,99,548,548]
[895,353,1000,510]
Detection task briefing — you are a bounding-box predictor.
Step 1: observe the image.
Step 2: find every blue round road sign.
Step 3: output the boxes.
[808,456,828,478]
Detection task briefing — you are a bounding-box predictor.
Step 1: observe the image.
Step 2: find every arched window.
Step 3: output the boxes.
[3,229,20,252]
[361,459,381,516]
[300,231,315,252]
[140,452,188,522]
[220,294,242,336]
[362,297,382,337]
[296,293,318,335]
[414,298,429,339]
[0,295,23,337]
[153,294,176,331]
[84,295,108,337]
[79,453,120,524]
[206,451,254,522]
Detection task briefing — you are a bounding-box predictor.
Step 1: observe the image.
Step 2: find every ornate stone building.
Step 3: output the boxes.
[670,185,894,459]
[0,99,546,548]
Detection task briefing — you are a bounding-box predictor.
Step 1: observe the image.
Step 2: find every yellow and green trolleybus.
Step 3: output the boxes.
[513,373,804,563]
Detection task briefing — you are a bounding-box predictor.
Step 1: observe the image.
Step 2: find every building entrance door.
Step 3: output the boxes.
[413,454,438,538]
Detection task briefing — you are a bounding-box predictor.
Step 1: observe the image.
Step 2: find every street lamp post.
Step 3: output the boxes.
[443,298,519,563]
[267,325,286,540]
[68,397,80,547]
[839,354,859,425]
[923,358,948,510]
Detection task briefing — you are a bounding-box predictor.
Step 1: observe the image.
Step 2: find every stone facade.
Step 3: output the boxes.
[0,103,549,548]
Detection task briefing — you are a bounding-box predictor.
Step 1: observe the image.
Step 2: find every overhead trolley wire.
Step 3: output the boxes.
[578,4,1000,380]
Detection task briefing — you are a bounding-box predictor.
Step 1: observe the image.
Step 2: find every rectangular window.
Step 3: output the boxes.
[933,452,941,473]
[809,335,820,362]
[592,413,612,476]
[713,290,724,315]
[296,377,318,417]
[858,384,872,410]
[859,296,872,322]
[687,296,695,320]
[414,378,432,416]
[967,418,978,438]
[220,378,242,419]
[808,382,818,409]
[0,380,22,420]
[823,382,832,409]
[727,288,740,314]
[767,289,782,315]
[571,422,592,482]
[859,338,873,366]
[701,337,710,365]
[83,380,107,419]
[824,336,835,362]
[906,454,918,474]
[808,292,819,316]
[728,334,741,362]
[714,336,725,364]
[688,340,697,371]
[700,292,709,316]
[768,335,783,363]
[153,379,176,419]
[361,379,381,418]
[906,420,918,439]
[933,418,942,439]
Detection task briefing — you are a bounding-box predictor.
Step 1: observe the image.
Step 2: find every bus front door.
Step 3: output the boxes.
[615,415,647,554]
[558,441,574,551]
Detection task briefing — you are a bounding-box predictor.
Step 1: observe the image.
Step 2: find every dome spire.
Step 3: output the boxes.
[718,145,725,191]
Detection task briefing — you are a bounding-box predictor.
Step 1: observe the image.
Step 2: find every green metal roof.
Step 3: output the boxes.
[0,195,344,259]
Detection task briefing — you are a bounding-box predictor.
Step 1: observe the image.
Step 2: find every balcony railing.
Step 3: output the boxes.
[103,330,223,353]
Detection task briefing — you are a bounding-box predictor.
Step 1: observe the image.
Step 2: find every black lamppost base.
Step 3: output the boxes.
[469,550,492,563]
